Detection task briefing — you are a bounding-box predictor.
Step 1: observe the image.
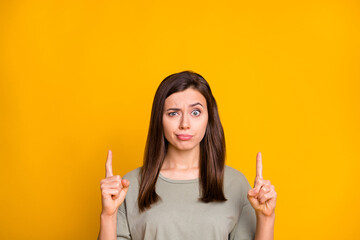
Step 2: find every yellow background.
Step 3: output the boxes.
[1,0,359,239]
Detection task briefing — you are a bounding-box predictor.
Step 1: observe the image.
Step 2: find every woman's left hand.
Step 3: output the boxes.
[247,152,277,217]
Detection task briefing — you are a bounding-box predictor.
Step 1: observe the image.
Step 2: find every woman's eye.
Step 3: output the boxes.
[168,112,178,117]
[192,110,201,116]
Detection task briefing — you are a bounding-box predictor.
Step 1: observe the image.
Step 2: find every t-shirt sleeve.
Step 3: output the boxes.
[116,201,132,240]
[228,173,256,240]
[229,201,256,240]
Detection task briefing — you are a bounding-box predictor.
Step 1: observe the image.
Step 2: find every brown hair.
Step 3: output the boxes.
[138,70,227,212]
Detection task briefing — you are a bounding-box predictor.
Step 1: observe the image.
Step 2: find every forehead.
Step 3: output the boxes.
[164,88,207,107]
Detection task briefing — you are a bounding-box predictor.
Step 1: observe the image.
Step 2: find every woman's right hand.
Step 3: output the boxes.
[100,150,130,217]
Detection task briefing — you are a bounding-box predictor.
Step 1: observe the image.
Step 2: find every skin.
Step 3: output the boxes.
[160,88,208,179]
[98,88,277,240]
[98,150,129,240]
[248,152,277,240]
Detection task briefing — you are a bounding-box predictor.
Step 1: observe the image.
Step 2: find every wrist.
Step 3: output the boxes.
[256,211,275,222]
[101,211,117,220]
[254,212,275,240]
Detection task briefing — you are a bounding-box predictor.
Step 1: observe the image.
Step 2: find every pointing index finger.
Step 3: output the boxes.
[106,150,113,178]
[256,152,263,179]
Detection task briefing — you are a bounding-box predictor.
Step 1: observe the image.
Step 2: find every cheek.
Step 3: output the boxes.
[195,116,208,136]
[162,118,176,136]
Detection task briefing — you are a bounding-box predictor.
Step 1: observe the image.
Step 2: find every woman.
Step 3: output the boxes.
[98,71,277,240]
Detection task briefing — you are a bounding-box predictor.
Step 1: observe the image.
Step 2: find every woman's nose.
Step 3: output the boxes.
[179,114,190,130]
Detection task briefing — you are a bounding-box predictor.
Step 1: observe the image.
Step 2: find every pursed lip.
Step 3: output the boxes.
[176,134,193,137]
[176,134,193,140]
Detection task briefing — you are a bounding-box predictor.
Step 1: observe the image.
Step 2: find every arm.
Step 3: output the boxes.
[254,213,275,240]
[98,213,117,240]
[98,203,132,240]
[98,150,130,240]
[248,152,277,240]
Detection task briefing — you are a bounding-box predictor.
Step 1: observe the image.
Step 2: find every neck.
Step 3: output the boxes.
[162,144,200,170]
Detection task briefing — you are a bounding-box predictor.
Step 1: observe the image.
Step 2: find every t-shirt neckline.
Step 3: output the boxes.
[158,172,199,184]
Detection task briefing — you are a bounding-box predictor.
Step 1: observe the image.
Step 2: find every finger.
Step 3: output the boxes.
[106,150,113,178]
[247,189,261,210]
[248,188,256,197]
[100,181,122,190]
[102,178,129,189]
[257,185,271,200]
[256,152,263,179]
[263,179,271,186]
[120,180,130,197]
[254,177,264,191]
[100,175,121,185]
[259,189,277,204]
[121,179,130,188]
[257,179,271,189]
[102,188,120,199]
[103,179,129,190]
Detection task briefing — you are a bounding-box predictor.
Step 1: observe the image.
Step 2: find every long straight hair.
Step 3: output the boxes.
[138,70,227,212]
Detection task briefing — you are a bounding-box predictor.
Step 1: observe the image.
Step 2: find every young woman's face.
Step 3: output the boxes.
[162,88,208,151]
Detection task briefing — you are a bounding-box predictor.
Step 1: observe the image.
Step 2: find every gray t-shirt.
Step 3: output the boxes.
[117,165,256,240]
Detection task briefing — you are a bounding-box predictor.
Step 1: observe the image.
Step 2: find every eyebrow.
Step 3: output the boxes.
[165,102,204,111]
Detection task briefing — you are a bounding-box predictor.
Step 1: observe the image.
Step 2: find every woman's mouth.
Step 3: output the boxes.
[176,134,193,141]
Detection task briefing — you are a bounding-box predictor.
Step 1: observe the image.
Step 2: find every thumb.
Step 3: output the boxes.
[118,179,130,201]
[114,180,130,206]
[121,179,130,190]
[247,188,259,197]
[247,189,260,209]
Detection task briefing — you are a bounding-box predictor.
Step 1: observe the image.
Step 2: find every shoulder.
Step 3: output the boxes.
[123,167,142,187]
[224,165,252,192]
[223,165,252,204]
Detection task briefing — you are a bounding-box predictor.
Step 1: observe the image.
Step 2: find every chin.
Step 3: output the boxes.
[174,143,199,151]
